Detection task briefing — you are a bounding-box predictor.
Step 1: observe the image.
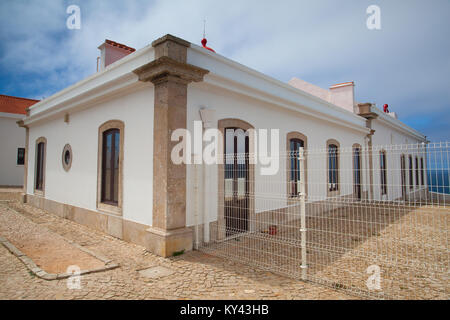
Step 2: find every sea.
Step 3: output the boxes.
[427,169,450,194]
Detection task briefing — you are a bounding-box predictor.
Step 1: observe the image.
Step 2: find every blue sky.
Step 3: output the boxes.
[1,0,449,141]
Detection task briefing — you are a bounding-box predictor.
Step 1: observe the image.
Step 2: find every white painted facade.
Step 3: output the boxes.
[0,113,26,186]
[370,109,428,201]
[26,86,154,226]
[21,36,427,235]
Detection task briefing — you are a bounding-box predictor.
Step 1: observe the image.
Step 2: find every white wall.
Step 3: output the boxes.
[26,86,154,226]
[0,114,26,186]
[185,83,367,227]
[371,119,427,201]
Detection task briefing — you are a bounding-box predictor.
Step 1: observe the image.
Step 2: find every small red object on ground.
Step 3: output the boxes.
[268,225,277,236]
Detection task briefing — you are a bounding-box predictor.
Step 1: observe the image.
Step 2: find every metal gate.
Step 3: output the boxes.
[192,142,449,299]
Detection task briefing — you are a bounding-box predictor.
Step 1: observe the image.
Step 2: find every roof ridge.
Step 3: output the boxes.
[0,94,40,102]
[105,39,136,52]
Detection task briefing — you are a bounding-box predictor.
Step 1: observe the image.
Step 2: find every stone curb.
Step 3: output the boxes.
[0,237,119,281]
[0,203,120,281]
[0,202,120,280]
[66,239,114,264]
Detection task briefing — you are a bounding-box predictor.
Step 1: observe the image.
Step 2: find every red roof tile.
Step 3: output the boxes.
[0,94,39,115]
[105,39,136,52]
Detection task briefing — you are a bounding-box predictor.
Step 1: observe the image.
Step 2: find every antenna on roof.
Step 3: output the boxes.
[203,18,206,38]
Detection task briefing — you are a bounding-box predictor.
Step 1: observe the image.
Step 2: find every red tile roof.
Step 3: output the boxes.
[105,39,136,52]
[0,94,39,115]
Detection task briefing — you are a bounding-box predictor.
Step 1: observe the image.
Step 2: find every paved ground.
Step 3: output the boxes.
[203,202,449,299]
[0,198,353,300]
[0,203,105,274]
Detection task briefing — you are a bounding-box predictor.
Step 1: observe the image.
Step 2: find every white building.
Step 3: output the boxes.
[0,94,39,187]
[17,34,428,257]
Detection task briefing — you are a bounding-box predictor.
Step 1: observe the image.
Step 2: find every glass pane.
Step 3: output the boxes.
[290,156,296,181]
[354,149,360,184]
[237,177,245,197]
[64,150,70,165]
[17,148,25,165]
[225,129,234,165]
[103,133,112,201]
[290,139,303,183]
[113,132,120,202]
[224,128,248,199]
[36,143,44,190]
[235,129,246,164]
[225,178,233,199]
[328,145,338,188]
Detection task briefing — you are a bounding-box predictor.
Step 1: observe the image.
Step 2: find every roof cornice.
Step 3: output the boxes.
[0,112,25,120]
[23,44,155,125]
[199,73,370,134]
[188,45,369,124]
[371,106,426,141]
[23,73,146,127]
[188,45,369,134]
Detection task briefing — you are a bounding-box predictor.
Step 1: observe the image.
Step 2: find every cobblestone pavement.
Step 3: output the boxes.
[0,199,354,300]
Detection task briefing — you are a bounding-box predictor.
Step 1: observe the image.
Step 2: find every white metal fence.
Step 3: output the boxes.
[191,142,449,299]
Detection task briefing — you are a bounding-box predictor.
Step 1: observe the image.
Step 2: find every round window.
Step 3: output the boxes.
[62,144,72,171]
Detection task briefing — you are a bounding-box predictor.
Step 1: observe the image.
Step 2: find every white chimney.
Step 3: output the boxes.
[288,77,331,102]
[329,82,356,113]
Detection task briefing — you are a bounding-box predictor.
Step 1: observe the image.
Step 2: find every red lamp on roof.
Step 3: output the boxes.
[201,38,215,52]
[201,19,215,53]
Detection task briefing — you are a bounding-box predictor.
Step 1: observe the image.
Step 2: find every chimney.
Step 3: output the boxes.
[288,77,331,102]
[329,82,355,113]
[97,39,136,71]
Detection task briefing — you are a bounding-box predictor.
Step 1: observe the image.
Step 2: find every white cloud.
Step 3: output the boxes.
[0,0,449,140]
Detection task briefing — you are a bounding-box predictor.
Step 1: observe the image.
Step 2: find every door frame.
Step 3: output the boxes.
[217,119,255,241]
[224,126,249,237]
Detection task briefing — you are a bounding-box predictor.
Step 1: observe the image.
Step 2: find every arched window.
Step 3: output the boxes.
[35,137,47,194]
[289,139,304,197]
[97,120,124,213]
[327,139,340,195]
[101,129,120,204]
[286,132,308,198]
[380,150,387,195]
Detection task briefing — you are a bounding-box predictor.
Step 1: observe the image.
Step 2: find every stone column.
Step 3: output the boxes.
[357,103,378,201]
[133,34,208,257]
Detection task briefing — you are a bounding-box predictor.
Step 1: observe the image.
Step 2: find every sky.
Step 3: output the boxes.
[0,0,449,141]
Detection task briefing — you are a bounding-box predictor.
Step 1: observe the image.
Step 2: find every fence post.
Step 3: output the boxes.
[299,147,307,281]
[193,155,199,250]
